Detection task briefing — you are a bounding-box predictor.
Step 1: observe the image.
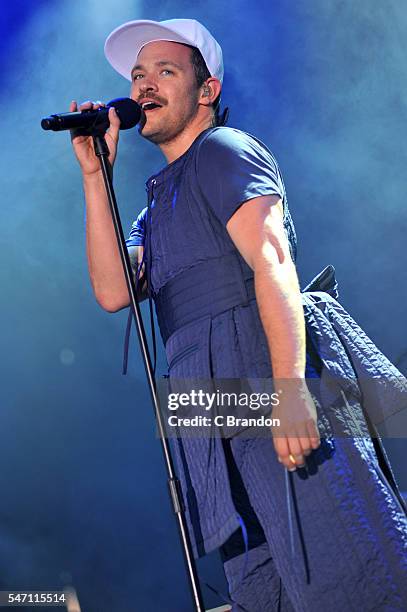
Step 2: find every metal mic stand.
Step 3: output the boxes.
[92,131,206,612]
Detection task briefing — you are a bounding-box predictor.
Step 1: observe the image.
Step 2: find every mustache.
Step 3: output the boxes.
[137,94,166,106]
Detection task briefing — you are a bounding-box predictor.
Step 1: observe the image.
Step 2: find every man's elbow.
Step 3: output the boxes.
[95,290,130,313]
[251,239,288,272]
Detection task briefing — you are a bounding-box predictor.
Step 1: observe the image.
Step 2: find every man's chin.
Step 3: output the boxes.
[139,128,163,144]
[138,122,169,145]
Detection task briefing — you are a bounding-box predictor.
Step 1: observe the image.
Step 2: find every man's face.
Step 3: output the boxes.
[130,40,200,144]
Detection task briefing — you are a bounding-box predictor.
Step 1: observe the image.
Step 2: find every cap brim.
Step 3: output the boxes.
[104,20,195,81]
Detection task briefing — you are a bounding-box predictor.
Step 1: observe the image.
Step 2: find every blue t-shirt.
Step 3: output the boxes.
[125,128,299,556]
[126,126,297,294]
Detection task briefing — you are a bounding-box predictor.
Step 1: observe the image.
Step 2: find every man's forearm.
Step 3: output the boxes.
[83,173,130,311]
[254,251,306,379]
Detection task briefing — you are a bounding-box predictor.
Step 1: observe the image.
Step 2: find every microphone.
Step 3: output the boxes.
[41,97,142,132]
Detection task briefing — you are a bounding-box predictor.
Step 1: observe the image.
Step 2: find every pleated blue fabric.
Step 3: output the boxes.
[124,126,407,610]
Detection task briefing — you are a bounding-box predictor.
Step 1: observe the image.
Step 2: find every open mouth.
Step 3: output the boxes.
[141,102,163,112]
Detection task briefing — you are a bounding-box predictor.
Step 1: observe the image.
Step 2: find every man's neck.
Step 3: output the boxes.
[159,115,214,164]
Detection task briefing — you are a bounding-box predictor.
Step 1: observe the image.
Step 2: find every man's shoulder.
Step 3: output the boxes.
[198,126,267,150]
[196,126,276,164]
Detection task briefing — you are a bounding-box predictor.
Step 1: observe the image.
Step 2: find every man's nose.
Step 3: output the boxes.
[139,76,159,93]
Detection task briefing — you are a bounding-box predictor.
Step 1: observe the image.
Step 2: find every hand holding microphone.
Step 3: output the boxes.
[41,97,143,177]
[70,100,121,177]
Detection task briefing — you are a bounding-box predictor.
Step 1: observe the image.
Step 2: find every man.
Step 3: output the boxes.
[70,18,407,611]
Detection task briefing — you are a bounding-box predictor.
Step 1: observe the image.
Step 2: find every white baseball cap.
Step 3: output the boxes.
[104,18,224,83]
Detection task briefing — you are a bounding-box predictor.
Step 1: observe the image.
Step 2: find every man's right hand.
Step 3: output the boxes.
[69,100,121,176]
[271,381,321,471]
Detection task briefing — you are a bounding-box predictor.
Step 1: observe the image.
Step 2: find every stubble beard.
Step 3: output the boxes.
[140,98,200,146]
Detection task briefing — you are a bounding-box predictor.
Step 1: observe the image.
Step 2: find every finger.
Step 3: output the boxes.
[78,100,94,111]
[297,432,312,456]
[276,452,294,470]
[286,454,298,472]
[307,419,321,449]
[293,454,306,468]
[294,422,314,457]
[107,107,121,137]
[286,436,302,459]
[273,434,289,462]
[280,452,297,471]
[69,100,77,112]
[277,456,297,470]
[286,435,308,469]
[277,434,302,470]
[277,456,294,469]
[273,437,294,470]
[288,452,305,467]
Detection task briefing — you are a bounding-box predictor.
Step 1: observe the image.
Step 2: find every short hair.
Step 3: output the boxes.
[189,45,222,126]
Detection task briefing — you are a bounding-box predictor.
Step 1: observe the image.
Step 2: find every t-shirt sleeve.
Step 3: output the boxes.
[126,206,147,247]
[195,128,285,226]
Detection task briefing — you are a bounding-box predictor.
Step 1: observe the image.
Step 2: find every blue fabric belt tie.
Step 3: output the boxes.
[154,252,256,345]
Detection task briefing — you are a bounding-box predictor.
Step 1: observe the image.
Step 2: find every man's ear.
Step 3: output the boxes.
[199,77,222,106]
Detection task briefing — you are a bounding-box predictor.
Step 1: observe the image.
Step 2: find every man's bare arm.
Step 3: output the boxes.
[227,196,304,378]
[226,195,320,469]
[70,100,146,311]
[84,174,146,310]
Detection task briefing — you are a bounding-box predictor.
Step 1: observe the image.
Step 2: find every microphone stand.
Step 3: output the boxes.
[91,131,206,612]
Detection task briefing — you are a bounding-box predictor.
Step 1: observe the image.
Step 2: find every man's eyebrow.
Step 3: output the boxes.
[131,60,184,76]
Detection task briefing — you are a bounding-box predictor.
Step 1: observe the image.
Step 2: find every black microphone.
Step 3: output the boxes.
[41,97,142,132]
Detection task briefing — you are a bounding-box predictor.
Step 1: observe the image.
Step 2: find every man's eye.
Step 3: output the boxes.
[133,74,143,81]
[161,69,173,75]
